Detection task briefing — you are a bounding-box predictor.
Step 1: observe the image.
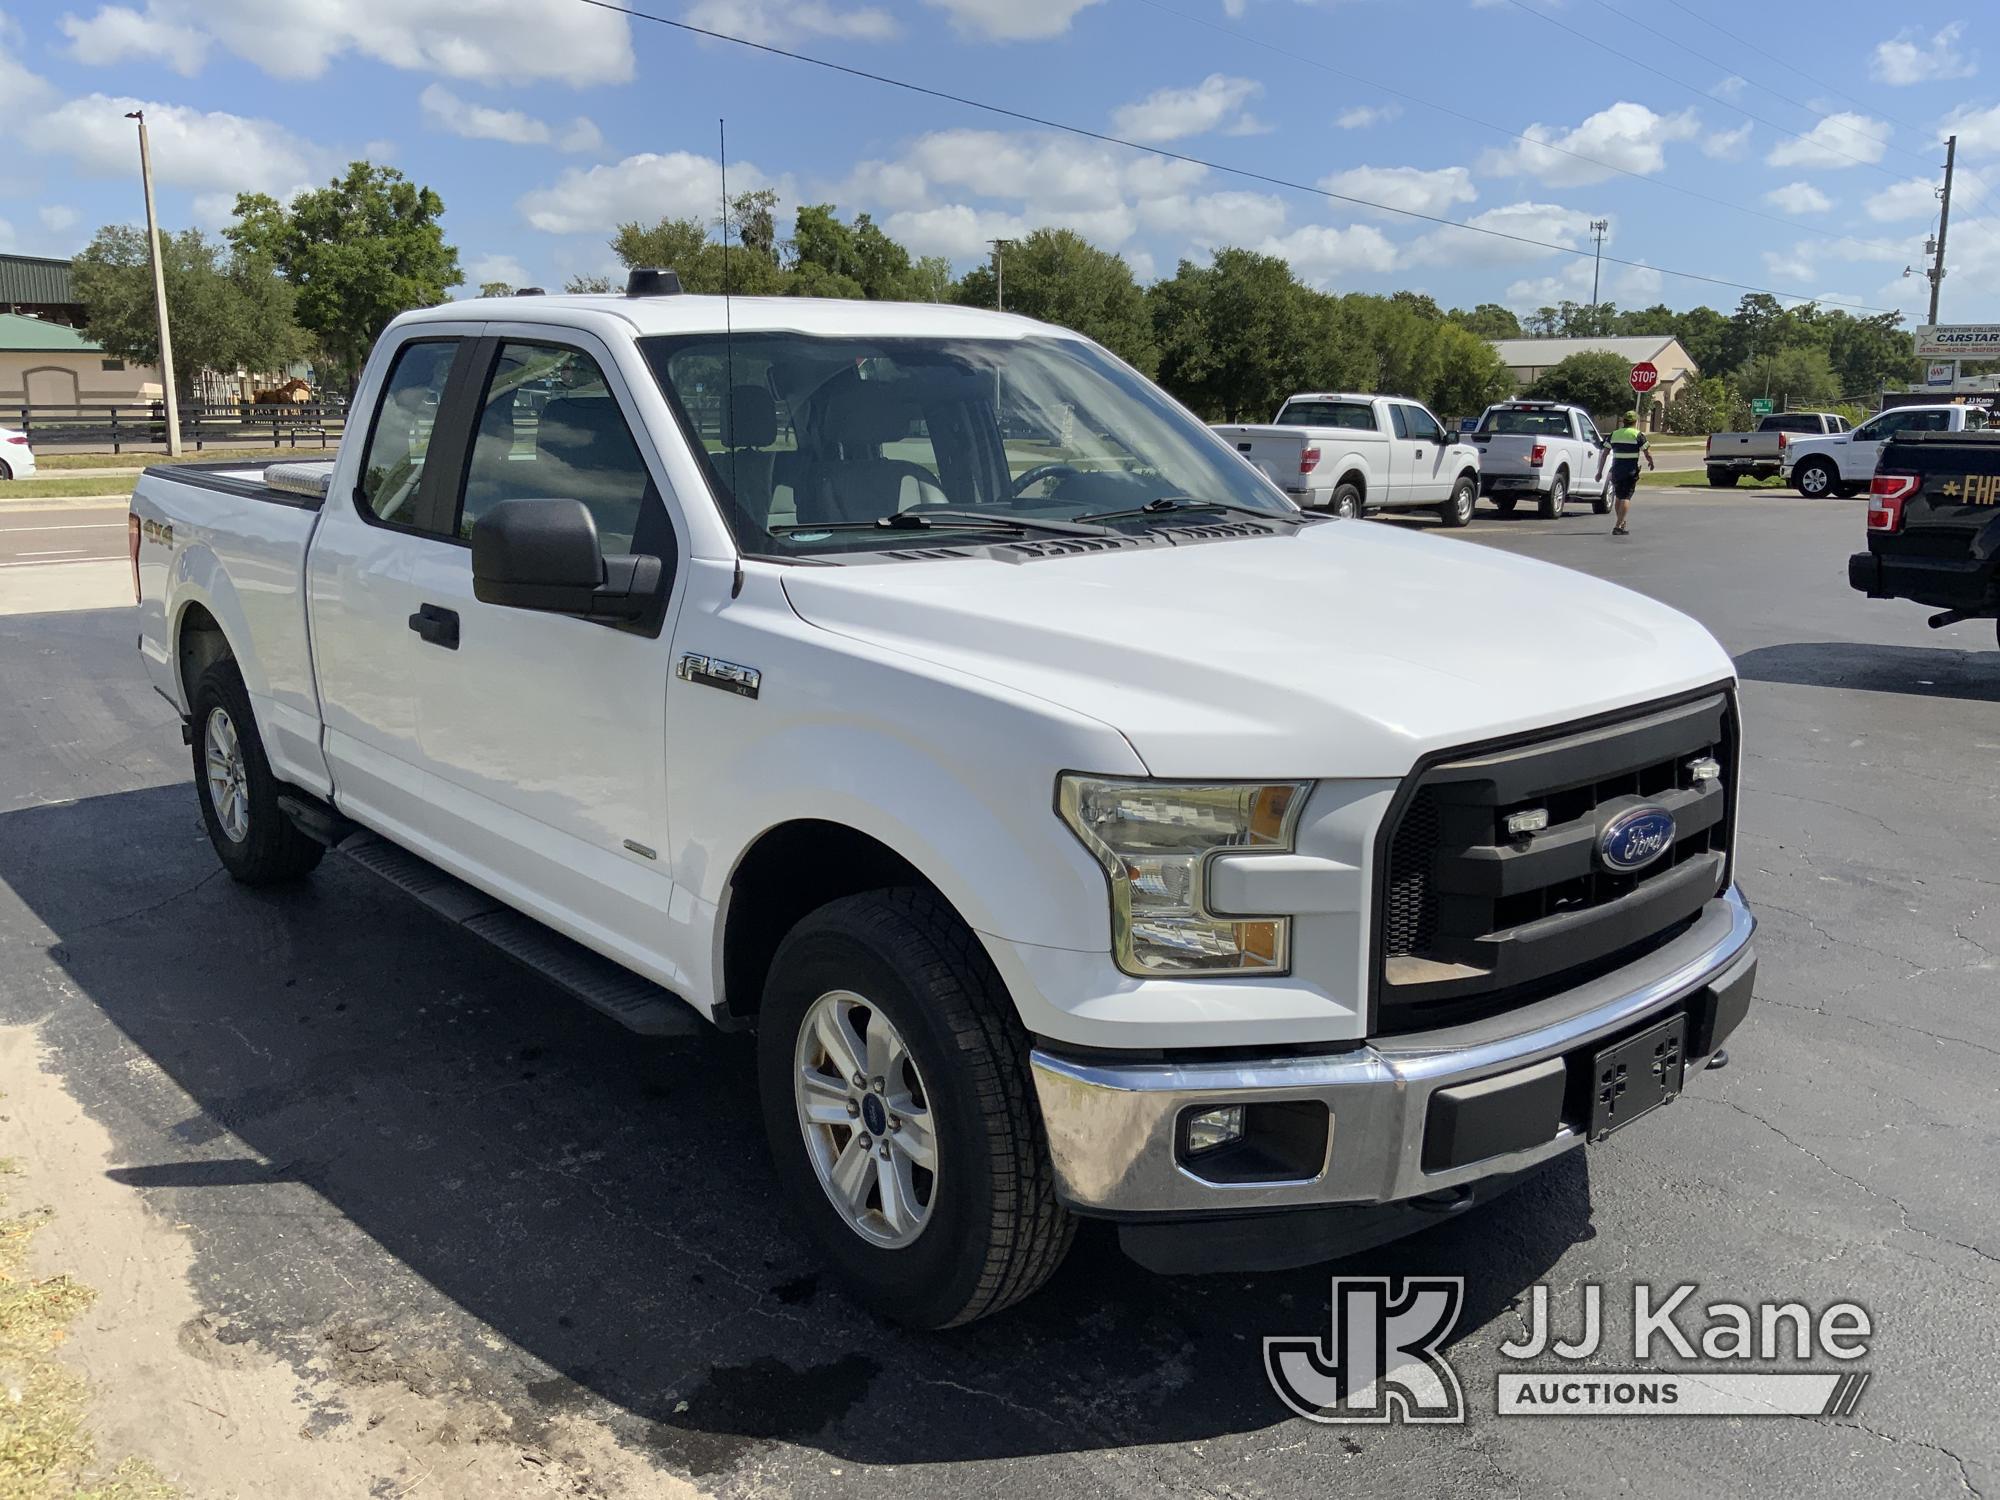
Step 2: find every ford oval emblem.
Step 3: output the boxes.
[1599,806,1677,873]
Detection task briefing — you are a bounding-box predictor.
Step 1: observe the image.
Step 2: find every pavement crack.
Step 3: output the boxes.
[63,867,222,937]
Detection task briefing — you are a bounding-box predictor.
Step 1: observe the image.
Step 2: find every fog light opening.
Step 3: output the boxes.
[1184,1105,1246,1156]
[1175,1100,1332,1185]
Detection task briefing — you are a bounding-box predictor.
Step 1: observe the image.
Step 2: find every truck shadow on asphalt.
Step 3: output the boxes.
[1734,640,2000,702]
[0,784,1593,1478]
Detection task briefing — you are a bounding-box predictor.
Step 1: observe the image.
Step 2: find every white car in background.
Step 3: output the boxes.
[0,425,36,481]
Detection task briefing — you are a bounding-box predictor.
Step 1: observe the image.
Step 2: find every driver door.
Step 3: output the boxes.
[1841,412,1901,479]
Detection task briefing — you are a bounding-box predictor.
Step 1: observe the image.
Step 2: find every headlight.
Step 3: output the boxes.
[1057,776,1308,977]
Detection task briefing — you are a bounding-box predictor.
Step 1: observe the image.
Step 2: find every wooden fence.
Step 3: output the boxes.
[0,400,349,454]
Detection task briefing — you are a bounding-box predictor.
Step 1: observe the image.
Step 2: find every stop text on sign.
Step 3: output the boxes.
[1630,362,1660,394]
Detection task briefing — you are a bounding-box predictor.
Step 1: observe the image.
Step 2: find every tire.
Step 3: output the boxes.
[189,660,324,884]
[1492,493,1519,517]
[1794,459,1837,498]
[1591,481,1612,515]
[756,888,1073,1328]
[1436,474,1477,528]
[1707,469,1740,488]
[0,459,12,482]
[1538,469,1569,519]
[1833,482,1862,499]
[1330,480,1363,519]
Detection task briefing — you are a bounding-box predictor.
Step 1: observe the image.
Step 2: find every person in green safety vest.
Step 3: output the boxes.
[1606,410,1655,536]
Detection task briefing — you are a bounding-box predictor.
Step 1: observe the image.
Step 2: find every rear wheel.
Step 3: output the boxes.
[1707,468,1740,488]
[1794,459,1837,498]
[189,661,324,884]
[1436,475,1477,528]
[1330,481,1363,519]
[1538,470,1569,519]
[757,888,1073,1328]
[0,459,12,482]
[1491,493,1519,516]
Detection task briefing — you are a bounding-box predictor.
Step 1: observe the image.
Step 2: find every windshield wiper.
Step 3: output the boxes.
[1073,496,1307,527]
[770,509,1112,538]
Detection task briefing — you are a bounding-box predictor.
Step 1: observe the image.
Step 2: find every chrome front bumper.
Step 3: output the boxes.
[1029,887,1756,1217]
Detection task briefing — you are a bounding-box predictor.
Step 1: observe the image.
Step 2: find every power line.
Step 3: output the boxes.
[573,0,1894,313]
[1496,0,1910,180]
[1127,0,1906,252]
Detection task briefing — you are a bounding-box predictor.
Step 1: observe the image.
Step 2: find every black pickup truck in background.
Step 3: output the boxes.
[1849,431,2000,646]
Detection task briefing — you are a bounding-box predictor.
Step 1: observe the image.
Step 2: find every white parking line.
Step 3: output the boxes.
[2,522,129,532]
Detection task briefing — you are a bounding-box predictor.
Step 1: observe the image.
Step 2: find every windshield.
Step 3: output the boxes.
[1275,399,1377,431]
[640,332,1296,556]
[1478,407,1571,436]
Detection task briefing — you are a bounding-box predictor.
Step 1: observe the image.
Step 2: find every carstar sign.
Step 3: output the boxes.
[1630,362,1660,394]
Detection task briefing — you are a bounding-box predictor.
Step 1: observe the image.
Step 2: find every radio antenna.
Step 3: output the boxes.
[719,117,743,592]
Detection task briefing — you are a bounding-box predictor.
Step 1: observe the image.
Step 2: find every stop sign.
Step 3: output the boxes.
[1630,361,1660,394]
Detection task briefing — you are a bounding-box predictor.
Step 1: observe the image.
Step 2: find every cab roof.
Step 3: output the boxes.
[398,291,1077,343]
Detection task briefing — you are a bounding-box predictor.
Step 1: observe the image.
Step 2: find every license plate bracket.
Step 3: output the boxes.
[1586,1013,1687,1142]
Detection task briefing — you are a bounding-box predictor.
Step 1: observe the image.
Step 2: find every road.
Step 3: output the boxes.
[0,490,1993,1499]
[0,501,129,566]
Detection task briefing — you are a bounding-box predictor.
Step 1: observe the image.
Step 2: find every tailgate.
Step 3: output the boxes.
[1470,434,1539,477]
[1214,425,1310,488]
[1880,434,2000,553]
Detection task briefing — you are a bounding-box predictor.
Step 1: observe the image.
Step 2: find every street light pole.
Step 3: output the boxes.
[126,110,182,457]
[988,238,1010,312]
[1588,219,1609,320]
[1928,133,1956,326]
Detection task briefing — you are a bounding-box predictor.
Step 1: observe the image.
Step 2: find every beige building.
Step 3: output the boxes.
[0,313,162,407]
[1488,335,1700,429]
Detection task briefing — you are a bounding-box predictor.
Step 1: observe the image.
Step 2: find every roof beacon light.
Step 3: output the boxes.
[626,267,684,297]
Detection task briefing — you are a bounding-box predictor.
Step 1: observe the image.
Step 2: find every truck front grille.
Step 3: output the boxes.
[1373,688,1737,1035]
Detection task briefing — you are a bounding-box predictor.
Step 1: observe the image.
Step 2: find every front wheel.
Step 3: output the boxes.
[190,661,324,884]
[757,889,1073,1328]
[1436,475,1477,528]
[1539,470,1569,519]
[1794,460,1837,498]
[1591,481,1613,515]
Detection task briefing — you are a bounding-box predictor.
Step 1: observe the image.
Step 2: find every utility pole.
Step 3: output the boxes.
[988,238,1011,311]
[126,110,182,457]
[1588,219,1609,324]
[1928,134,1956,325]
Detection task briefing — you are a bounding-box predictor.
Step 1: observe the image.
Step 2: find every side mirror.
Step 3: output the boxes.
[471,497,660,622]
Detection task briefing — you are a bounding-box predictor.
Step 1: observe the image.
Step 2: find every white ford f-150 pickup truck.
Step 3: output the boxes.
[1704,411,1849,487]
[131,280,1758,1327]
[1470,400,1612,518]
[1783,402,1990,497]
[1212,393,1484,526]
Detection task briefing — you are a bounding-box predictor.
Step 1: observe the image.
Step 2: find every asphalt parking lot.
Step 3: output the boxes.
[1,488,1994,1498]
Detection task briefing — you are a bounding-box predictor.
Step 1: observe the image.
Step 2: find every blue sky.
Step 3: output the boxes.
[5,0,1999,324]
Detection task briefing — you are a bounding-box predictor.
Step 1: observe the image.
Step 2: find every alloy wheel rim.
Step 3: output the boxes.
[204,706,250,843]
[793,990,938,1248]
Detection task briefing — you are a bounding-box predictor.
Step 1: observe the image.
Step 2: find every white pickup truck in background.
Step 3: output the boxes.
[1704,411,1849,487]
[1783,403,1991,497]
[1470,400,1611,518]
[1213,392,1484,526]
[129,282,1758,1327]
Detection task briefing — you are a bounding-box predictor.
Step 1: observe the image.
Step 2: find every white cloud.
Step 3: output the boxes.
[1764,181,1832,214]
[25,94,326,196]
[68,0,634,86]
[882,204,1031,260]
[60,5,209,75]
[1712,74,1748,100]
[1319,164,1476,219]
[1871,23,1976,86]
[1942,101,2000,156]
[1504,259,1662,313]
[1258,224,1397,284]
[1112,74,1263,144]
[468,253,531,289]
[1138,189,1288,244]
[1477,102,1700,186]
[517,150,780,234]
[1410,201,1597,267]
[1702,122,1752,160]
[39,205,80,233]
[1766,112,1891,169]
[922,0,1102,41]
[682,0,898,45]
[1865,176,1938,222]
[1336,103,1401,130]
[419,83,599,152]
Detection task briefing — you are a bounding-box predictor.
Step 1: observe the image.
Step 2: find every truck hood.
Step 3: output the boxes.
[779,523,1735,778]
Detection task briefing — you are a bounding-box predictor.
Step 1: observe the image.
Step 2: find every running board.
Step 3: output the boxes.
[335,831,703,1037]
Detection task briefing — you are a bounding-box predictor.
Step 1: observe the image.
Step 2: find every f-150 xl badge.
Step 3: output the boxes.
[676,652,761,699]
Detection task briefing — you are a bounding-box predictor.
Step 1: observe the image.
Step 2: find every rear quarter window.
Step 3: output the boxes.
[1277,400,1378,431]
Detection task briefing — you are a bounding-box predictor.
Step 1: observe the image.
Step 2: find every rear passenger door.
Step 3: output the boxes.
[398,332,691,986]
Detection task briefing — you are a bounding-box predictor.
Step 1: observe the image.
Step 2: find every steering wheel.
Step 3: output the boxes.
[1010,462,1085,498]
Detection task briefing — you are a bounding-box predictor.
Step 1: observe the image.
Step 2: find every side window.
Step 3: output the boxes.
[358,340,457,529]
[1389,404,1411,439]
[1407,407,1445,443]
[1907,409,1953,432]
[1855,413,1901,442]
[459,342,658,556]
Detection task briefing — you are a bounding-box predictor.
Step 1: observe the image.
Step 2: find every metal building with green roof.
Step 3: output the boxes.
[0,254,83,325]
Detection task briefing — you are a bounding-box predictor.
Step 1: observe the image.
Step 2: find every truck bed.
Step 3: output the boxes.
[132,459,333,797]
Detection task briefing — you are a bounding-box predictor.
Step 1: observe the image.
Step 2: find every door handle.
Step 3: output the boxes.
[408,603,460,650]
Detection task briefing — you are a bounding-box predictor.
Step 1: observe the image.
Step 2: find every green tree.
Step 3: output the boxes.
[1827,311,1917,397]
[228,162,462,391]
[730,188,781,264]
[1150,248,1320,420]
[906,255,954,303]
[563,273,615,293]
[1525,350,1637,422]
[74,224,307,400]
[1449,303,1522,338]
[956,228,1156,372]
[1422,322,1517,420]
[608,214,787,294]
[478,281,515,298]
[1737,345,1841,409]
